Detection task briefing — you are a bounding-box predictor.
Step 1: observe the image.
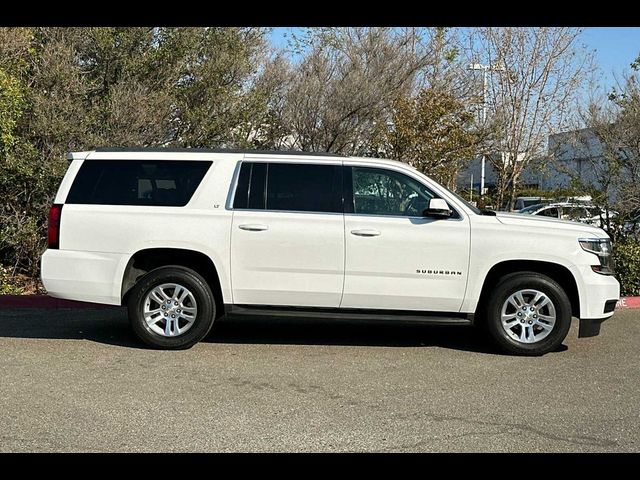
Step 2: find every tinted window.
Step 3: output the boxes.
[351,167,437,217]
[265,163,342,213]
[233,162,251,209]
[248,163,267,209]
[233,162,267,209]
[67,160,212,206]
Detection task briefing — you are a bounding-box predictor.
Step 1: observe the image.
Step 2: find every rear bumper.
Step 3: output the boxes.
[41,249,129,305]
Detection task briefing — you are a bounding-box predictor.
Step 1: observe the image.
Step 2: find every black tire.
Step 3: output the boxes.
[483,272,572,356]
[127,266,216,350]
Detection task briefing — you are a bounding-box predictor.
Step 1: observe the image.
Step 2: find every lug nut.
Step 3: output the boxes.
[161,305,166,310]
[528,320,533,325]
[530,307,535,311]
[517,312,522,317]
[174,301,178,306]
[177,309,181,313]
[171,314,176,318]
[533,314,537,318]
[164,313,167,316]
[520,319,525,323]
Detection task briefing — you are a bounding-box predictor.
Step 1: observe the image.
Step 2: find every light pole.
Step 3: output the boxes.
[468,62,505,200]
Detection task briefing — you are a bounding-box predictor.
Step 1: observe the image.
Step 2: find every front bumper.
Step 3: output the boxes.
[579,315,613,338]
[569,264,620,338]
[570,264,620,319]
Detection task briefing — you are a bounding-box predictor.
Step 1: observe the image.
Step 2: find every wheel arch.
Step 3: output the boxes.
[121,248,225,315]
[476,260,580,319]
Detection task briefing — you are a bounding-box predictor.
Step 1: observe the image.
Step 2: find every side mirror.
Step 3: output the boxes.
[423,198,452,218]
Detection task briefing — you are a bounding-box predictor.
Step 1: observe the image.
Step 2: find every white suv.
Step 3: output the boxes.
[41,148,620,355]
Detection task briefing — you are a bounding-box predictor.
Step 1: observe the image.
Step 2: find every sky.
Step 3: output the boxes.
[580,27,640,88]
[268,27,640,92]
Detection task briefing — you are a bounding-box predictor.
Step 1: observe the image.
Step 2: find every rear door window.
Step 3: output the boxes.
[233,162,342,213]
[266,163,342,213]
[66,160,212,206]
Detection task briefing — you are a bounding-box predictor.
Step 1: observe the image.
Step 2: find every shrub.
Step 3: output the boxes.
[0,264,24,294]
[613,238,640,296]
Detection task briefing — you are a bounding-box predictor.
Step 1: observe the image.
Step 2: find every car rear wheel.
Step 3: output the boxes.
[483,272,572,356]
[127,266,216,349]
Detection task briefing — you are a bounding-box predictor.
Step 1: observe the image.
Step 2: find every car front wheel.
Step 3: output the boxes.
[483,272,572,356]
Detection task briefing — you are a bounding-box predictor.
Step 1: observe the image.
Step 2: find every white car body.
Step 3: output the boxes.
[41,149,620,341]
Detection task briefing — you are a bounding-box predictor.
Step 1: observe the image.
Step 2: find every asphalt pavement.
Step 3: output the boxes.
[0,307,638,452]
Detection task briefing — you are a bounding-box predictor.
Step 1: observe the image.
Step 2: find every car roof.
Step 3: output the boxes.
[67,148,418,171]
[91,147,344,157]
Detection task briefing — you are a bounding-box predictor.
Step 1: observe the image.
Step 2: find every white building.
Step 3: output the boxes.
[457,128,608,194]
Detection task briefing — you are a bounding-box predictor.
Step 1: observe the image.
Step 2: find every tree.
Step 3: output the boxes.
[264,27,436,154]
[0,27,273,284]
[469,27,594,208]
[549,62,640,241]
[371,87,484,189]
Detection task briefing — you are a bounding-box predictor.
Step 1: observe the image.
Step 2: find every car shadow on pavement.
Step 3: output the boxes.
[0,307,140,348]
[0,308,567,354]
[206,315,502,354]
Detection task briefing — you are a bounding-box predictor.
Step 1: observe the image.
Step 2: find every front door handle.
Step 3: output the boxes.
[350,229,381,237]
[238,224,269,232]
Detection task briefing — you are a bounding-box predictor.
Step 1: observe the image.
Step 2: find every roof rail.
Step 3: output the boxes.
[92,147,344,157]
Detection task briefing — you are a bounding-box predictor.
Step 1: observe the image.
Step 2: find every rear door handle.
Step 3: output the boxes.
[350,229,381,237]
[238,224,269,232]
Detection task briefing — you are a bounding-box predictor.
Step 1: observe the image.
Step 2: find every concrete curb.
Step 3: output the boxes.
[0,295,120,309]
[1,294,639,310]
[616,297,640,309]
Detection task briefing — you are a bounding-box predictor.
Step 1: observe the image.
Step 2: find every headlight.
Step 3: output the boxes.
[579,238,615,275]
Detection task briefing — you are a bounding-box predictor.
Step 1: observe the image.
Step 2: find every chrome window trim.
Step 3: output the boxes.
[229,159,467,222]
[344,212,464,222]
[230,208,344,217]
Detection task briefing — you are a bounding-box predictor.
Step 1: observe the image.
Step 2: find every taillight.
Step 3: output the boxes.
[48,204,63,249]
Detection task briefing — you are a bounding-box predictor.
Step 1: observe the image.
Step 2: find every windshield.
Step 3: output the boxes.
[518,204,545,214]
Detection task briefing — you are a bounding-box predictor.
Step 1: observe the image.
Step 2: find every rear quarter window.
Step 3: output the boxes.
[66,160,212,206]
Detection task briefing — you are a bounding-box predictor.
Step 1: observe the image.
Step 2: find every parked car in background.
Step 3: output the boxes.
[509,196,553,212]
[555,195,593,204]
[518,202,618,229]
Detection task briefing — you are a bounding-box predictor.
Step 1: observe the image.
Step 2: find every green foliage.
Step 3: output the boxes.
[0,265,23,295]
[0,69,25,155]
[613,238,640,296]
[375,87,482,189]
[0,27,270,281]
